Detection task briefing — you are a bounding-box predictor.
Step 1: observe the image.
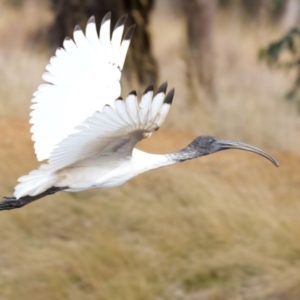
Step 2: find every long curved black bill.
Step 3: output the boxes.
[217,140,279,167]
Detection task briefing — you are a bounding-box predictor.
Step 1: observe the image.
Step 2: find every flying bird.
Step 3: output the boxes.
[0,13,279,210]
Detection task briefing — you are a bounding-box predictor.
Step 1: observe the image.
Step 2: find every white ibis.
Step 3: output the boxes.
[0,13,279,210]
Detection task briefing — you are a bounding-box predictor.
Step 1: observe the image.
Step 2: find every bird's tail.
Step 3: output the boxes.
[14,165,58,199]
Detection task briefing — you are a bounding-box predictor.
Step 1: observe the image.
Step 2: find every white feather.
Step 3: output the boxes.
[30,14,133,161]
[46,88,171,172]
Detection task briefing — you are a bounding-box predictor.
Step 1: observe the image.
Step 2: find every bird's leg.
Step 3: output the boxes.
[0,187,67,211]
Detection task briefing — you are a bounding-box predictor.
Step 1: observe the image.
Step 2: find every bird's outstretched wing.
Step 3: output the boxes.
[47,84,174,172]
[30,13,135,161]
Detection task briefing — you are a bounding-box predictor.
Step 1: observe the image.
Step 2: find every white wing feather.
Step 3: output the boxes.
[30,14,134,162]
[47,85,174,172]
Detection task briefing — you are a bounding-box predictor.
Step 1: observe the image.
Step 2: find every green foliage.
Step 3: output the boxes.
[218,0,285,20]
[183,268,234,290]
[4,0,23,7]
[182,266,259,291]
[259,28,300,110]
[270,0,286,17]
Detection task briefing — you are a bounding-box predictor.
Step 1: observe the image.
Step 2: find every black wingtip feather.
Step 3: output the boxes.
[164,88,175,104]
[156,81,168,95]
[143,84,154,95]
[116,96,123,101]
[64,36,71,42]
[88,15,95,24]
[129,90,137,96]
[74,24,81,32]
[115,14,127,30]
[124,24,136,41]
[102,12,111,25]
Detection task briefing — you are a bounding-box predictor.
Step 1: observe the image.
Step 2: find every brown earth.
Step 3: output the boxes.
[1,118,300,300]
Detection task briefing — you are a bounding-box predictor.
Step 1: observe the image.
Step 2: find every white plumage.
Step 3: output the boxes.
[14,13,175,199]
[1,13,278,210]
[30,14,132,162]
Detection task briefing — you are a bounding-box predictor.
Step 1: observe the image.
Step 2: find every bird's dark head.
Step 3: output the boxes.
[173,135,279,167]
[189,135,221,155]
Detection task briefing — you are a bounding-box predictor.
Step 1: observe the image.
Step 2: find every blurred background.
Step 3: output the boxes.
[0,0,300,299]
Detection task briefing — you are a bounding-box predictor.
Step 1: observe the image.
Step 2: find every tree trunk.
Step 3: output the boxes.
[257,0,270,27]
[282,0,300,29]
[183,0,217,102]
[122,0,157,85]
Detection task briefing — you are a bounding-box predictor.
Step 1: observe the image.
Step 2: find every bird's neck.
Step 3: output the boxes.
[131,140,205,174]
[131,149,175,172]
[167,140,207,162]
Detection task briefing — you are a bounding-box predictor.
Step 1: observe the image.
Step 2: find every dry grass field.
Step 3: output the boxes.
[0,2,300,300]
